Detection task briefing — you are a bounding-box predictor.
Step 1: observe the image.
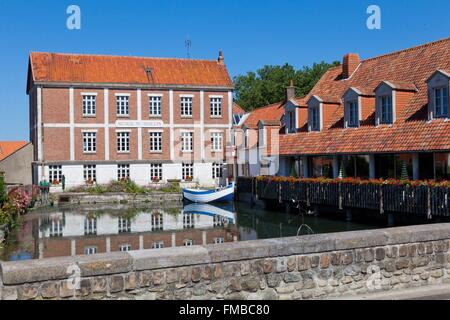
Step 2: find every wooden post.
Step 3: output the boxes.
[427,186,432,220]
[380,185,384,214]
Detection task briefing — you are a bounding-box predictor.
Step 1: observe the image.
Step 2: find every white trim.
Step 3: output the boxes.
[179,129,195,133]
[42,123,231,129]
[37,87,43,163]
[114,93,131,97]
[148,129,164,133]
[81,129,98,133]
[209,129,224,133]
[137,89,142,160]
[200,90,205,160]
[115,129,132,133]
[69,87,75,161]
[169,90,174,160]
[180,94,194,98]
[81,92,98,96]
[104,89,110,161]
[147,93,163,97]
[209,94,224,98]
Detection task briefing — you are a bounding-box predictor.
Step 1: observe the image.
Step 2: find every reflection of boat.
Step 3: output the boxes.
[183,183,235,203]
[183,203,236,223]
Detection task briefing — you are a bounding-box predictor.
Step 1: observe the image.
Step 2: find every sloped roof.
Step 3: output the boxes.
[242,101,285,129]
[0,142,29,161]
[28,52,234,89]
[280,37,450,155]
[233,102,246,114]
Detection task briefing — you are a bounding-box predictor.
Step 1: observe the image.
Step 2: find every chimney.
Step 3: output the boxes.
[286,79,296,100]
[342,53,360,79]
[218,51,224,65]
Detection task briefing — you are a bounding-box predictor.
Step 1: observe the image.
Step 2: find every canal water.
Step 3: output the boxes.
[0,202,381,262]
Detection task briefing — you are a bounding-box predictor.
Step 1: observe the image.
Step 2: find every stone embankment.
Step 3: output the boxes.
[1,224,450,300]
[55,192,182,206]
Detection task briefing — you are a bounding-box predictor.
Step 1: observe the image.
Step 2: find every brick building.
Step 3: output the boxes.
[237,38,450,180]
[27,52,235,189]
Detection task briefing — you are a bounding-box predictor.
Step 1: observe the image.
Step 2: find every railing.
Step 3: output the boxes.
[237,177,450,218]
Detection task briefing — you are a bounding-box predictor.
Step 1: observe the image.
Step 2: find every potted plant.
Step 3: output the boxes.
[185,176,193,182]
[85,178,95,186]
[51,179,60,185]
[152,176,160,183]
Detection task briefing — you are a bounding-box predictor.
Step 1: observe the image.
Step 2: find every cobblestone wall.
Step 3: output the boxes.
[1,224,450,300]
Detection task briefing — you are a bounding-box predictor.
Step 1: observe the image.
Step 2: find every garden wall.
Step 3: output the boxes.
[1,223,450,300]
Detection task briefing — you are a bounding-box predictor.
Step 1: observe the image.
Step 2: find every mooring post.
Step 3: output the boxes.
[387,213,395,227]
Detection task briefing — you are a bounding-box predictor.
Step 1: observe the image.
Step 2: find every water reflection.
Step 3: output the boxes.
[1,202,380,262]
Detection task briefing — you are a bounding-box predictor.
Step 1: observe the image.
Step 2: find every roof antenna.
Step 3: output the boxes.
[185,35,192,59]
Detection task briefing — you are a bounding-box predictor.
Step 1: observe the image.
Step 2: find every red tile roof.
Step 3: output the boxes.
[0,142,29,161]
[28,52,233,89]
[233,103,246,114]
[279,37,450,156]
[242,101,285,129]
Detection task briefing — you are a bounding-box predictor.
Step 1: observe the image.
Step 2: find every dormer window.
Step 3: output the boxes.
[310,107,320,131]
[434,87,448,117]
[380,95,393,124]
[347,101,358,127]
[287,111,296,133]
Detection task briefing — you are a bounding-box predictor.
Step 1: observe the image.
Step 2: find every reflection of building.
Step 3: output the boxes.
[34,207,238,259]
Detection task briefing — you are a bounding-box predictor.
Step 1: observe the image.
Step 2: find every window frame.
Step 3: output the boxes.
[212,162,223,180]
[379,95,393,124]
[434,86,449,118]
[82,94,97,117]
[211,132,223,152]
[150,163,163,181]
[310,107,320,131]
[180,96,193,117]
[149,94,162,117]
[83,165,97,183]
[117,131,131,153]
[181,131,194,152]
[116,94,130,117]
[347,100,359,127]
[182,163,194,181]
[82,131,97,153]
[149,131,163,153]
[117,164,130,180]
[49,165,63,185]
[210,96,223,117]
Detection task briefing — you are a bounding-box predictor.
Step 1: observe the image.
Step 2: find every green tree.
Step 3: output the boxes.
[234,61,340,111]
[0,174,7,206]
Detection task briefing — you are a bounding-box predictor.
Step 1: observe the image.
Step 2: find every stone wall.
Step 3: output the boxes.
[1,224,450,300]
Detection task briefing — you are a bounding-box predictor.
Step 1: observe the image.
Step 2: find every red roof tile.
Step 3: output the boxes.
[242,101,285,129]
[0,142,29,161]
[28,52,233,88]
[233,103,246,114]
[279,37,450,156]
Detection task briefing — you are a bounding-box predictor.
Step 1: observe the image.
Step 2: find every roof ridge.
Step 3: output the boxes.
[30,51,219,63]
[361,37,450,63]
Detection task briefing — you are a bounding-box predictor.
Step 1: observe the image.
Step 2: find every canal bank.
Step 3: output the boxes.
[1,223,450,300]
[54,192,183,206]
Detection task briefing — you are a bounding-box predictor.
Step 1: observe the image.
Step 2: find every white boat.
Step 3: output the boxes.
[182,183,235,203]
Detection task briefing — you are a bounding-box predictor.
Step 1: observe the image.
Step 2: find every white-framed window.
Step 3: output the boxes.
[183,239,194,247]
[117,131,130,153]
[118,217,131,233]
[84,217,97,235]
[49,165,63,185]
[117,164,130,180]
[82,95,96,116]
[434,87,449,117]
[150,164,163,181]
[380,95,393,124]
[84,246,98,255]
[348,101,359,127]
[181,96,193,117]
[49,219,63,237]
[149,95,162,117]
[116,95,130,116]
[181,132,193,152]
[310,107,320,131]
[288,111,296,133]
[213,237,224,244]
[83,165,97,182]
[212,163,223,179]
[213,215,227,227]
[183,213,195,229]
[119,244,132,252]
[83,132,97,153]
[151,213,163,231]
[182,163,194,181]
[211,132,223,152]
[210,97,222,117]
[151,241,164,249]
[244,130,249,148]
[149,132,162,152]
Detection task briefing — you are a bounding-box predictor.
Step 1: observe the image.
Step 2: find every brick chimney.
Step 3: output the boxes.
[342,53,360,79]
[218,51,224,65]
[286,79,296,100]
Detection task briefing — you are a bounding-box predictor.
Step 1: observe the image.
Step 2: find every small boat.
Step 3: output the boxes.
[183,183,235,203]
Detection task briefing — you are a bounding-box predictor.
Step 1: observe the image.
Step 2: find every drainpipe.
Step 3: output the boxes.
[369,154,376,179]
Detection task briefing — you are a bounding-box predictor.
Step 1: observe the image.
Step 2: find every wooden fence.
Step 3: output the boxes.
[237,177,450,218]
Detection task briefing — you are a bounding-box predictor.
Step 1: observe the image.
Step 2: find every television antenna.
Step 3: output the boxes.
[185,36,192,59]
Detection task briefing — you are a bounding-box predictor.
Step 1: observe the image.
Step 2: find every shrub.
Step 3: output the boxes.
[8,187,31,215]
[0,208,9,225]
[160,182,181,193]
[0,175,7,206]
[88,184,106,194]
[124,180,146,194]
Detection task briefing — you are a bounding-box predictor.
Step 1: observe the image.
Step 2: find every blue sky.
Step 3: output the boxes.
[0,0,448,141]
